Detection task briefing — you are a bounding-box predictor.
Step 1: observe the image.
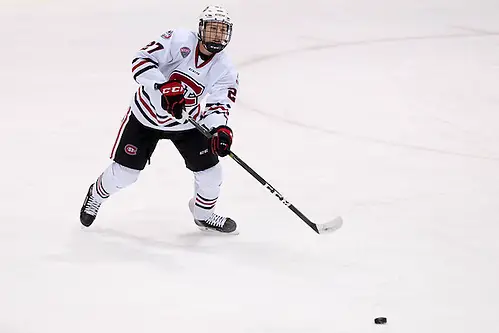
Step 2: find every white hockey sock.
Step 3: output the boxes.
[92,162,140,202]
[192,163,222,221]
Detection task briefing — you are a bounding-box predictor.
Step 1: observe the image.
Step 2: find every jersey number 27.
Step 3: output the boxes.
[141,41,164,54]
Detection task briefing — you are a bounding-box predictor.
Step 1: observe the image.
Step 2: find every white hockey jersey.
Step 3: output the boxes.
[130,28,239,132]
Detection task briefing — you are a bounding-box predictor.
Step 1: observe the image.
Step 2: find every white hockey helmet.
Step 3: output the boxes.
[198,5,233,53]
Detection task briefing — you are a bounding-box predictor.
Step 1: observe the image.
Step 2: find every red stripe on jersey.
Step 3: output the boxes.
[207,105,229,112]
[132,60,150,72]
[206,105,229,121]
[137,88,158,121]
[193,105,201,121]
[138,88,175,125]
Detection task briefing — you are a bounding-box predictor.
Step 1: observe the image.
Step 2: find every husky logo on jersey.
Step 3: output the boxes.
[161,30,173,39]
[124,144,137,155]
[169,70,205,107]
[180,47,191,58]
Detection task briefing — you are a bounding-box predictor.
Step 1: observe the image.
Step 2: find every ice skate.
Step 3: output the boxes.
[80,184,102,227]
[189,199,238,234]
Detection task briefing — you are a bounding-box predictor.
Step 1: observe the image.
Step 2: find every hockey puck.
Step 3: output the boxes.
[374,317,387,324]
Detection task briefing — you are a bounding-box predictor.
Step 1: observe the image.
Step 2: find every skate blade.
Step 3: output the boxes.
[197,226,240,235]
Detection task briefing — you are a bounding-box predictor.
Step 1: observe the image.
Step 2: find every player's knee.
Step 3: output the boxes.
[112,162,140,187]
[194,163,222,188]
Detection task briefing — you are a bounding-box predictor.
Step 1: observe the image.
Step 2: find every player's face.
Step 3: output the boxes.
[203,22,229,43]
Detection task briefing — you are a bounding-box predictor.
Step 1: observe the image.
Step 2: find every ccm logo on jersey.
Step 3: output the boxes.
[124,144,138,155]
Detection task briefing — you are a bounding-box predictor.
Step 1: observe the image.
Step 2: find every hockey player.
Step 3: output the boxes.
[80,5,239,234]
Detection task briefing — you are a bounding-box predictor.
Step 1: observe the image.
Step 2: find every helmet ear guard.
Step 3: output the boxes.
[197,5,233,53]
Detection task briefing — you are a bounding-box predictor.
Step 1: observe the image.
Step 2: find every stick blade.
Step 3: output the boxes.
[316,216,343,234]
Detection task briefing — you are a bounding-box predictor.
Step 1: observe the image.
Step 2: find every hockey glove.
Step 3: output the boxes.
[210,125,233,157]
[155,80,186,119]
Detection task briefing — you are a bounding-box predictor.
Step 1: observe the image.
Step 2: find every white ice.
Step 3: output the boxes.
[1,0,499,332]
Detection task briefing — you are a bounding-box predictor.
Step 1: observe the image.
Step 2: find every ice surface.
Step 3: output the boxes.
[1,0,499,332]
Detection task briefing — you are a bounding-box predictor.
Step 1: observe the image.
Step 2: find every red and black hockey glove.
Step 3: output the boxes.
[210,125,233,157]
[155,80,186,119]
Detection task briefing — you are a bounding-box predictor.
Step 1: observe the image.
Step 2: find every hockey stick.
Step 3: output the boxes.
[186,115,343,235]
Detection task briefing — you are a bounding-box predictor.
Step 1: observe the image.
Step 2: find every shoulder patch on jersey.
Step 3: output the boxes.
[161,30,173,39]
[180,47,191,58]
